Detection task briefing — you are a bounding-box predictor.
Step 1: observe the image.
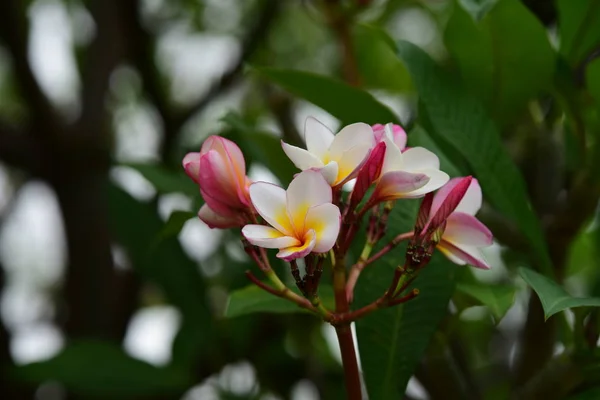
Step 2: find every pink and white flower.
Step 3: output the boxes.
[372,123,407,150]
[281,117,375,186]
[183,136,252,229]
[417,177,493,269]
[242,170,341,261]
[369,123,449,202]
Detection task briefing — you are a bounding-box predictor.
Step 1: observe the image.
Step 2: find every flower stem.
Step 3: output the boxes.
[333,253,363,400]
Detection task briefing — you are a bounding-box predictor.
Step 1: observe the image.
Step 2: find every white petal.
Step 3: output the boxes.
[381,135,404,174]
[443,212,492,247]
[276,229,317,261]
[281,141,324,170]
[455,179,482,215]
[399,169,449,198]
[319,162,339,185]
[329,123,374,160]
[373,171,430,202]
[336,144,372,184]
[438,241,491,269]
[304,117,335,159]
[248,182,294,235]
[286,170,332,233]
[242,225,301,248]
[402,147,441,171]
[304,203,341,253]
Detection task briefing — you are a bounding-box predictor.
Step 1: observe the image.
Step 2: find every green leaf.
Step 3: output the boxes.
[557,0,600,65]
[225,284,334,318]
[456,282,516,321]
[586,58,600,107]
[353,24,411,92]
[254,67,399,125]
[396,40,553,274]
[519,267,600,319]
[13,341,190,398]
[445,0,555,121]
[355,202,457,399]
[124,162,198,197]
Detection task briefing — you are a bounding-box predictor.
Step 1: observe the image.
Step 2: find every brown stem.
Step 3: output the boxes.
[335,325,363,400]
[245,271,316,313]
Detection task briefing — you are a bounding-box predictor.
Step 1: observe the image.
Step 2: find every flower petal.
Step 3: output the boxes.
[398,169,450,199]
[199,151,240,206]
[319,162,339,185]
[201,136,246,182]
[429,176,476,220]
[389,123,408,151]
[198,204,241,229]
[286,170,332,233]
[335,144,372,185]
[201,188,237,217]
[329,123,374,160]
[304,203,341,253]
[443,212,493,247]
[248,182,294,236]
[372,171,430,202]
[281,141,324,170]
[304,117,335,159]
[437,240,491,269]
[402,147,440,171]
[277,229,317,261]
[455,178,482,215]
[182,152,201,183]
[381,134,404,174]
[242,225,301,248]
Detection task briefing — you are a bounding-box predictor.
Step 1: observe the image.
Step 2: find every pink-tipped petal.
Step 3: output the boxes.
[319,162,339,185]
[242,225,301,248]
[349,142,386,207]
[248,182,294,236]
[399,169,450,199]
[281,141,324,170]
[304,117,335,159]
[200,188,237,217]
[428,177,473,228]
[201,136,246,179]
[199,151,240,206]
[402,147,441,171]
[277,229,317,261]
[329,123,375,160]
[372,171,430,202]
[437,240,491,269]
[198,204,242,229]
[304,203,341,253]
[443,212,493,247]
[381,134,404,174]
[372,124,386,142]
[389,123,408,151]
[455,179,483,215]
[286,170,332,233]
[182,152,201,183]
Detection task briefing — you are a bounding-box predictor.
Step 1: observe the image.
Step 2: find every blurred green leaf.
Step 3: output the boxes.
[155,210,196,244]
[396,40,553,274]
[445,0,555,121]
[255,67,399,125]
[124,162,198,197]
[456,282,516,321]
[108,185,212,367]
[557,0,600,65]
[225,284,334,318]
[13,341,190,398]
[587,58,600,106]
[221,112,297,185]
[355,202,457,399]
[519,267,600,319]
[353,24,411,92]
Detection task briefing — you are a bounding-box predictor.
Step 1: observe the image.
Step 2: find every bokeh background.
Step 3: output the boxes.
[1,0,599,399]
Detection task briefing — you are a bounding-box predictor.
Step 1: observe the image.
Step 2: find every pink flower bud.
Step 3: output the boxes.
[183,136,252,228]
[372,123,407,151]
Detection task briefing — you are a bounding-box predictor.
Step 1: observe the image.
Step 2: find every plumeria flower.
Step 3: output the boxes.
[369,123,449,203]
[372,123,407,150]
[415,176,493,269]
[242,170,341,261]
[281,117,375,186]
[183,136,252,229]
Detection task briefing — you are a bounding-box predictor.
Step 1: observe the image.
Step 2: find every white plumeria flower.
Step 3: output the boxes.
[281,117,375,186]
[242,170,341,261]
[370,124,450,201]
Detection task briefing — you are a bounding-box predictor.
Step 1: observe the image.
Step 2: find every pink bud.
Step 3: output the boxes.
[348,142,386,210]
[372,123,408,151]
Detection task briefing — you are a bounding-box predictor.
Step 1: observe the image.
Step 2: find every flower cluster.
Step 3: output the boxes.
[183,117,492,322]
